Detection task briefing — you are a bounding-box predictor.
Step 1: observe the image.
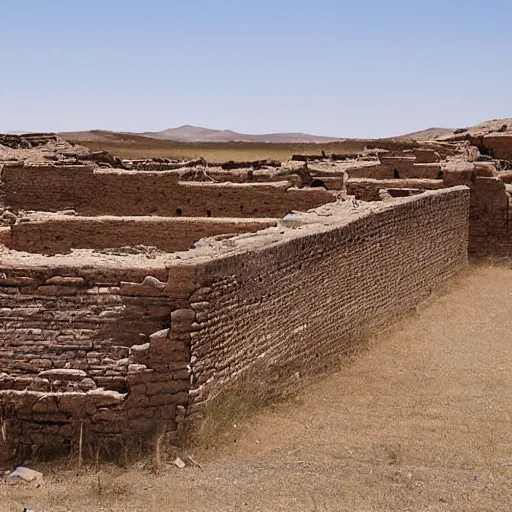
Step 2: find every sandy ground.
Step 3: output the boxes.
[3,263,512,511]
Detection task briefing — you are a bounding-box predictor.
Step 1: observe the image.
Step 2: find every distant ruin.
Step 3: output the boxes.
[1,123,511,461]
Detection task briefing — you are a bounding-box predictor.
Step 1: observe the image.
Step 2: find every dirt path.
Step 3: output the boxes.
[3,264,512,511]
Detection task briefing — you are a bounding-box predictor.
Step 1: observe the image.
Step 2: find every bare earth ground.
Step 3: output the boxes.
[3,263,512,511]
[63,138,416,161]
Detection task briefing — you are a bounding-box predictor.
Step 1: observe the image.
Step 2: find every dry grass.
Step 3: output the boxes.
[185,372,275,452]
[66,137,418,162]
[3,263,512,511]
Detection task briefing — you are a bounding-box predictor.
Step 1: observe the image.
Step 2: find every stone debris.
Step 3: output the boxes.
[142,275,166,290]
[173,457,186,469]
[93,245,165,258]
[4,466,43,485]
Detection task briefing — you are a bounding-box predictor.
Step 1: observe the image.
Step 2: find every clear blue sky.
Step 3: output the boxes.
[1,0,510,138]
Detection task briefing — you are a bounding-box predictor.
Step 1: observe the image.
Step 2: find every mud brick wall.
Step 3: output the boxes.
[0,265,192,460]
[2,165,335,218]
[2,164,94,211]
[0,267,172,392]
[378,157,442,179]
[185,188,469,412]
[482,133,512,161]
[345,162,442,180]
[85,178,334,217]
[413,149,441,163]
[468,176,512,257]
[344,163,394,179]
[0,187,472,460]
[9,217,276,255]
[347,178,444,201]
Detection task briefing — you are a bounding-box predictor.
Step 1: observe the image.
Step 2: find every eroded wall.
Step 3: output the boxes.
[468,176,512,257]
[347,178,445,201]
[0,188,471,460]
[9,217,277,254]
[0,265,189,460]
[182,188,469,414]
[2,165,335,218]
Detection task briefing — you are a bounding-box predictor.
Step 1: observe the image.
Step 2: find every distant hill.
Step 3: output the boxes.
[396,127,455,141]
[140,125,344,143]
[61,126,344,144]
[58,119,512,146]
[59,130,155,143]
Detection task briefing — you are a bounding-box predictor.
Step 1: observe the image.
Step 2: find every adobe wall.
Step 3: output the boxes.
[347,178,445,201]
[345,161,442,180]
[2,164,335,218]
[481,133,512,161]
[181,187,469,414]
[0,263,190,460]
[468,176,512,257]
[437,161,512,258]
[1,165,94,211]
[0,188,470,460]
[8,216,276,255]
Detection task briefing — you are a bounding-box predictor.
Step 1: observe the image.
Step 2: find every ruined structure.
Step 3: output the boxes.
[0,125,511,461]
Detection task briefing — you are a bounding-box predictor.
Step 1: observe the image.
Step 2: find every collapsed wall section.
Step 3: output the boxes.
[0,263,189,461]
[347,178,445,201]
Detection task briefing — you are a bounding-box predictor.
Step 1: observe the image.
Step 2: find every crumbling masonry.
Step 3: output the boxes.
[0,126,511,461]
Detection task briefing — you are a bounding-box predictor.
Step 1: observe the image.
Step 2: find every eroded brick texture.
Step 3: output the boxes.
[0,271,173,392]
[187,189,470,410]
[2,165,335,218]
[0,188,471,461]
[0,267,191,460]
[469,177,512,257]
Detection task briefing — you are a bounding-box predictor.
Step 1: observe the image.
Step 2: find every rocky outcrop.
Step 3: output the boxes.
[439,118,512,163]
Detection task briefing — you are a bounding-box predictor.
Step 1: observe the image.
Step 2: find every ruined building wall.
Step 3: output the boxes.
[345,162,442,180]
[468,176,512,257]
[0,188,470,460]
[9,216,277,255]
[0,265,190,460]
[347,178,445,201]
[184,188,470,412]
[439,161,512,258]
[2,165,335,218]
[0,266,171,389]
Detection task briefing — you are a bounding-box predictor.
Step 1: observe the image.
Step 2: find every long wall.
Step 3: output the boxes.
[2,165,334,218]
[0,187,470,460]
[179,187,469,412]
[9,216,276,254]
